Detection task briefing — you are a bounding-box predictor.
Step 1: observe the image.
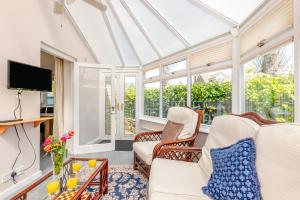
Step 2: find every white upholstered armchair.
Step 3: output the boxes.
[133,107,204,177]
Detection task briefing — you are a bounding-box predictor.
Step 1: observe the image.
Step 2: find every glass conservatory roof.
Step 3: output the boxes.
[65,0,265,66]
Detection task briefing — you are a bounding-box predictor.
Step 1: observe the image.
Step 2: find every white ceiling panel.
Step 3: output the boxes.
[149,0,232,44]
[110,0,159,64]
[64,0,267,66]
[105,6,139,65]
[66,1,121,65]
[200,0,264,23]
[125,0,186,57]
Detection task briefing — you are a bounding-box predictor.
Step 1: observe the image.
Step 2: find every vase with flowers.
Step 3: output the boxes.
[43,130,74,179]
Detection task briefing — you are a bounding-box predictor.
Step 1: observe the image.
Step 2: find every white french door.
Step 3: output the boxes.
[73,63,116,154]
[115,73,137,140]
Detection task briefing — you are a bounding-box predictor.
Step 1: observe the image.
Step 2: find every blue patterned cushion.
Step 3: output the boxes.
[202,138,261,200]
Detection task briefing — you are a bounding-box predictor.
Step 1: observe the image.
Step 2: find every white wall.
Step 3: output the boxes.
[0,0,96,194]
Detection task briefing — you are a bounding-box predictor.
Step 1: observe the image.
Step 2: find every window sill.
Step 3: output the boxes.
[139,116,210,134]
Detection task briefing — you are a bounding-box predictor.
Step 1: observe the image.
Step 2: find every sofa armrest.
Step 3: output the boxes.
[134,131,162,142]
[155,146,202,163]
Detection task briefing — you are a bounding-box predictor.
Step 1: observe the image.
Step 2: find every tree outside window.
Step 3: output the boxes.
[244,43,294,122]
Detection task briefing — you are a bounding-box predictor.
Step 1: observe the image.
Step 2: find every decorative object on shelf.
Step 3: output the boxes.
[43,130,75,179]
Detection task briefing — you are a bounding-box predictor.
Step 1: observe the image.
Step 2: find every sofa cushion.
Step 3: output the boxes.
[256,124,300,200]
[198,115,260,179]
[203,138,262,200]
[133,141,160,165]
[149,158,211,200]
[167,107,198,139]
[161,120,184,142]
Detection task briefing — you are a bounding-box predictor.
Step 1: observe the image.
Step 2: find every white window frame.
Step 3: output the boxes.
[140,0,300,125]
[241,40,295,121]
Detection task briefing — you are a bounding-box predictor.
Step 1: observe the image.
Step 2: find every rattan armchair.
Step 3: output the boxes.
[133,109,204,177]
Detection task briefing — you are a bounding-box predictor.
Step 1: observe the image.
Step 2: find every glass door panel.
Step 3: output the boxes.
[124,76,136,136]
[74,63,115,154]
[79,67,103,145]
[115,74,137,140]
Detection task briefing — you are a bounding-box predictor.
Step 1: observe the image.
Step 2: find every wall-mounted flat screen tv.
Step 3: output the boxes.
[7,60,52,92]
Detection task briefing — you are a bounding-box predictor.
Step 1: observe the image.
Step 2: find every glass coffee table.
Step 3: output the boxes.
[11,158,108,200]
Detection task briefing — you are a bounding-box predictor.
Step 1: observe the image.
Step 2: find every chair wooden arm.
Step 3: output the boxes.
[134,131,162,142]
[152,137,196,159]
[155,146,202,163]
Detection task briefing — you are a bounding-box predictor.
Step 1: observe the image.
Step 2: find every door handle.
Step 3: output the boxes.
[120,103,124,111]
[111,106,115,112]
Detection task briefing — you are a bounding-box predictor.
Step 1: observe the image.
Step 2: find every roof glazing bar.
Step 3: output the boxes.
[102,11,125,66]
[62,2,101,63]
[121,0,162,58]
[106,0,142,65]
[188,0,238,27]
[140,0,191,47]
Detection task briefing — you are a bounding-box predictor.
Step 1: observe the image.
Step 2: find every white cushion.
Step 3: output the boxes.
[256,124,300,200]
[167,107,198,139]
[133,141,160,165]
[198,115,260,179]
[149,158,211,200]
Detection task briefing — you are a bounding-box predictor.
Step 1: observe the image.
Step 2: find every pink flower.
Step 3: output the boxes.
[43,138,52,146]
[60,136,67,142]
[68,130,74,138]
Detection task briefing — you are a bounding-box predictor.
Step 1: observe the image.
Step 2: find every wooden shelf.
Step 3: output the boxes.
[0,117,54,135]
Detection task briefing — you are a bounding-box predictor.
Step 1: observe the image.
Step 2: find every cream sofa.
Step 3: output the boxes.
[148,114,300,200]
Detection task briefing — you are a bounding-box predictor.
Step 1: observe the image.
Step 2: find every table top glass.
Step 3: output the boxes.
[12,158,108,200]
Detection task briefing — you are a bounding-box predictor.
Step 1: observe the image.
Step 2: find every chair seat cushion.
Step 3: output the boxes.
[133,141,160,165]
[149,158,211,200]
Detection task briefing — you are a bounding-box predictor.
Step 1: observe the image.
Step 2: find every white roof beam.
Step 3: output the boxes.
[188,0,238,27]
[102,11,125,66]
[120,0,162,58]
[62,3,101,63]
[140,0,191,47]
[106,0,142,65]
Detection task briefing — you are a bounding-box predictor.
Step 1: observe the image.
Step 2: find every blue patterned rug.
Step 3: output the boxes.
[102,165,148,200]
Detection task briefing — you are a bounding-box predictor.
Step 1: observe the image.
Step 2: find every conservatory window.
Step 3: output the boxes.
[144,82,160,117]
[145,68,159,79]
[243,43,294,122]
[191,68,232,125]
[162,77,187,118]
[163,60,187,75]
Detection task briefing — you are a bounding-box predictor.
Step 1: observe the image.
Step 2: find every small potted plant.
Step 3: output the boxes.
[43,130,74,179]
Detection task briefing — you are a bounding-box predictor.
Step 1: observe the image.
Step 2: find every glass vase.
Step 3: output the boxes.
[51,152,64,180]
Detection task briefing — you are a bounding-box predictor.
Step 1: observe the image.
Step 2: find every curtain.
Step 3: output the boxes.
[53,57,64,137]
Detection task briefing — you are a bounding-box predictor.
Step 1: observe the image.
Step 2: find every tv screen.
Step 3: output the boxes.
[8,60,52,92]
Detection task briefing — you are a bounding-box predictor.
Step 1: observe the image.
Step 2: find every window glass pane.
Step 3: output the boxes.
[145,68,159,79]
[244,43,294,122]
[191,68,232,125]
[124,76,136,136]
[163,60,186,74]
[144,82,160,117]
[163,77,187,118]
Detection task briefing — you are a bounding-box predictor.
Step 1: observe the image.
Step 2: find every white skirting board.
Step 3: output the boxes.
[0,170,42,200]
